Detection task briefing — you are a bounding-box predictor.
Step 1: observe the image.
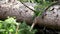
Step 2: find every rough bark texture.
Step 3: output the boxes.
[34,4,60,30]
[0,0,36,24]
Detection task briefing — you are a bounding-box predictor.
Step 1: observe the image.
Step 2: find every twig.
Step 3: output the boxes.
[29,23,35,31]
[15,23,20,34]
[45,1,58,11]
[29,18,37,31]
[19,0,36,13]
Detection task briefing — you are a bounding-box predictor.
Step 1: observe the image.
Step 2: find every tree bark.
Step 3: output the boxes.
[0,0,35,24]
[33,3,60,30]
